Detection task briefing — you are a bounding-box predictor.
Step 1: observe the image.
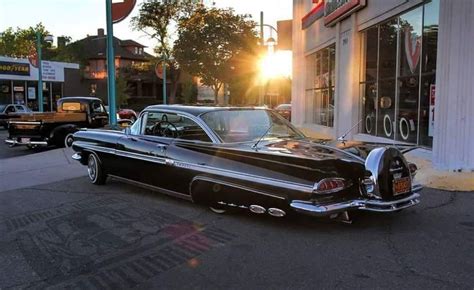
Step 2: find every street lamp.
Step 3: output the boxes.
[162,55,174,105]
[37,32,53,112]
[258,12,279,105]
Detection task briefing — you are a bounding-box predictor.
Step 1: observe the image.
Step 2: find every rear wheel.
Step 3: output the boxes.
[87,154,107,185]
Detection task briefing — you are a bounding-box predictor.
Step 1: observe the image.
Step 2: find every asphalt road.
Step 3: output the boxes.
[0,147,473,289]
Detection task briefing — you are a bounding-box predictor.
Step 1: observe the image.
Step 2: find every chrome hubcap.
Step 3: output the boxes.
[87,156,97,181]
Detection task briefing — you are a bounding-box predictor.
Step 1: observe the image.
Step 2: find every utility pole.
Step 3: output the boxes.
[36,31,43,112]
[106,0,117,127]
[259,11,265,106]
[163,55,167,104]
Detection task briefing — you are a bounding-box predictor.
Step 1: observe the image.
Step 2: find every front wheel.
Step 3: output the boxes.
[87,154,107,185]
[64,133,75,148]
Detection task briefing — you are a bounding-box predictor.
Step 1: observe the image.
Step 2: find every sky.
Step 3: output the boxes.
[0,0,292,55]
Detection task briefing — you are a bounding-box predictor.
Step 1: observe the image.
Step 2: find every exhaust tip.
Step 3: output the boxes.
[268,208,286,217]
[249,205,266,214]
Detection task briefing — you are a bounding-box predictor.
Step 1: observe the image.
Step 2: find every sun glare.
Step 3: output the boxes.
[259,51,292,80]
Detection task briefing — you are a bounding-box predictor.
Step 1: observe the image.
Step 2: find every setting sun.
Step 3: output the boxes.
[259,50,292,80]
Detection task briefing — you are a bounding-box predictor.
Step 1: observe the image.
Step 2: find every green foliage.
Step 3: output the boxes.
[0,24,51,58]
[174,7,259,101]
[180,79,197,104]
[131,0,200,58]
[0,24,86,67]
[115,75,131,107]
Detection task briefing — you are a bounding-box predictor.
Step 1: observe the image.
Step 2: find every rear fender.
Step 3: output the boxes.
[189,175,288,209]
[50,124,78,141]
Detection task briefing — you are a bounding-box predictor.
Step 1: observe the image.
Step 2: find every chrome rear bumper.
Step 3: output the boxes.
[290,189,421,216]
[5,139,48,146]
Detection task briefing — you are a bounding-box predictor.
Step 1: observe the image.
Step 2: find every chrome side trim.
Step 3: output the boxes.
[8,121,42,125]
[290,192,420,216]
[5,139,48,146]
[77,143,315,194]
[190,175,286,200]
[108,174,193,201]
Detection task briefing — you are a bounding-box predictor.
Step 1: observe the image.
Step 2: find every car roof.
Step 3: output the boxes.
[61,96,102,102]
[145,105,266,117]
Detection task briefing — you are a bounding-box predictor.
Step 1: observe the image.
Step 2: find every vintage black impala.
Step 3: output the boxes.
[71,105,422,221]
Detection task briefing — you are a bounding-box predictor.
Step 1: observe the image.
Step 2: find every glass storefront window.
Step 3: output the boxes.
[305,44,336,127]
[0,80,11,105]
[360,0,439,146]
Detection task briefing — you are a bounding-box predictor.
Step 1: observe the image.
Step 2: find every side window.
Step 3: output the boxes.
[6,106,16,113]
[91,101,104,113]
[15,105,25,112]
[129,116,142,135]
[143,111,211,142]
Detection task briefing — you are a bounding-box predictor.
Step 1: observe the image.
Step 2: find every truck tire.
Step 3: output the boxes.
[87,153,107,185]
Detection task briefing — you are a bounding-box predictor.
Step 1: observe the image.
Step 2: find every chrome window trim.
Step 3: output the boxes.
[138,109,221,143]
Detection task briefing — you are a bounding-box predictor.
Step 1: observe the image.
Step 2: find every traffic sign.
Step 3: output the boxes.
[112,0,136,24]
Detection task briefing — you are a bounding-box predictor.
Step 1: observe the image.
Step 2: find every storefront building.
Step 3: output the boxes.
[292,0,474,171]
[0,56,79,111]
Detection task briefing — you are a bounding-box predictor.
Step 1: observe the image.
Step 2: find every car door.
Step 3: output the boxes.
[115,111,174,190]
[160,114,217,194]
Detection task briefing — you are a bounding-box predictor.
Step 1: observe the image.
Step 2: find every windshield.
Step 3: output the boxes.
[200,109,304,143]
[0,105,5,112]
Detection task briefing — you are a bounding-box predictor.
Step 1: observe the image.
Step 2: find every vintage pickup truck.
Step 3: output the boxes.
[5,97,108,148]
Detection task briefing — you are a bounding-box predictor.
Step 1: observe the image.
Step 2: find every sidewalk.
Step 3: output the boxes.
[0,148,86,192]
[405,149,474,191]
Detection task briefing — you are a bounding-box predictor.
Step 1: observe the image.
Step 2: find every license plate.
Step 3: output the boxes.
[20,138,30,144]
[393,177,411,196]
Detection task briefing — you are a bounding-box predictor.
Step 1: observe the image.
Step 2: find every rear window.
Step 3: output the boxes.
[61,102,82,112]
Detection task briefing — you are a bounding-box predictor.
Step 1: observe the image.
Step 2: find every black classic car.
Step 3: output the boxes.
[71,105,421,222]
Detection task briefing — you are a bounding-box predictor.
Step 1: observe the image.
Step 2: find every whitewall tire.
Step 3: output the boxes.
[87,153,107,185]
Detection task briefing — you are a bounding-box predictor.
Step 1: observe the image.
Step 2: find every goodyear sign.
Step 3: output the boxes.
[0,61,30,76]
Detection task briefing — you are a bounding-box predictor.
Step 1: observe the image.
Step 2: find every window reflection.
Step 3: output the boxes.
[360,1,439,146]
[305,44,336,127]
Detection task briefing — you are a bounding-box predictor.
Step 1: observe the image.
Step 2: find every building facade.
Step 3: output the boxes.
[292,0,474,171]
[67,29,163,108]
[0,56,79,111]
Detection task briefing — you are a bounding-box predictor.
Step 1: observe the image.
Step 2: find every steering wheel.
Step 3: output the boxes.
[152,121,178,138]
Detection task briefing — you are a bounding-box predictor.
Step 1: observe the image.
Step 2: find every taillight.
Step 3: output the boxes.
[313,178,352,195]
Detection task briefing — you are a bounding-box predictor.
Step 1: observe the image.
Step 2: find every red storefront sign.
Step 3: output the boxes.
[324,0,366,26]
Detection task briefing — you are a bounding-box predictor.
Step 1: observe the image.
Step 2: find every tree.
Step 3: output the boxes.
[131,0,201,103]
[115,75,131,107]
[0,24,52,58]
[174,8,259,102]
[131,0,199,57]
